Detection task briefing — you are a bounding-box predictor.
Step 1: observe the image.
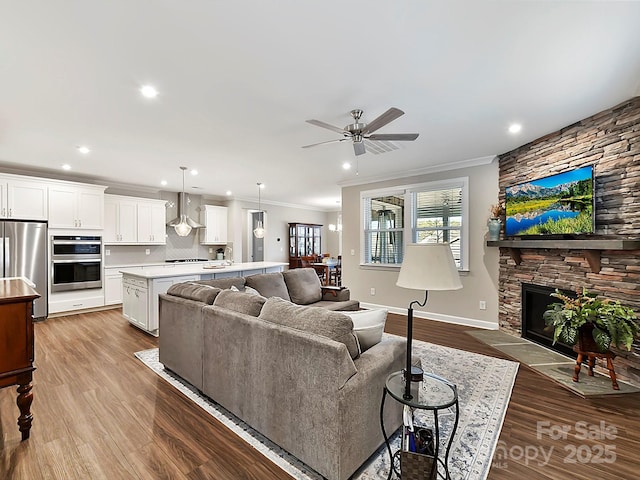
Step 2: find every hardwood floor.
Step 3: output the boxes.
[1,309,638,479]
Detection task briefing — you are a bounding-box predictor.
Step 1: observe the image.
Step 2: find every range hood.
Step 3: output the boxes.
[167,166,204,236]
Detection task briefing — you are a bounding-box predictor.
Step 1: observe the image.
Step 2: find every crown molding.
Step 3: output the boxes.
[338,155,497,188]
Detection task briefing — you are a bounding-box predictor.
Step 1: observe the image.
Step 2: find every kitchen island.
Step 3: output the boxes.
[121,262,287,336]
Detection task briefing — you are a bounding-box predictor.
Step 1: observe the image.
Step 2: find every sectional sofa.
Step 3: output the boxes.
[158,269,409,480]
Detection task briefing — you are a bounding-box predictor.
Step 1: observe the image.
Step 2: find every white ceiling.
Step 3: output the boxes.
[1,1,639,210]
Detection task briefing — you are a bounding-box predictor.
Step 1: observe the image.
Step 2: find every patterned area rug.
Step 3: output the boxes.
[135,334,518,480]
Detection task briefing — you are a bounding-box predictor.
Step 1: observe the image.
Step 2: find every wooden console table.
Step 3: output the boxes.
[0,278,40,441]
[486,239,640,273]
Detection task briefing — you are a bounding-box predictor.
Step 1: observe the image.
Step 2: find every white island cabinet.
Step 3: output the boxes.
[121,261,286,336]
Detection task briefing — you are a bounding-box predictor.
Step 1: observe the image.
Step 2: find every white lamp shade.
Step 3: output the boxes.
[396,243,463,291]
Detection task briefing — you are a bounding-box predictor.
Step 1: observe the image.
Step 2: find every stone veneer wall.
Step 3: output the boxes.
[497,96,640,386]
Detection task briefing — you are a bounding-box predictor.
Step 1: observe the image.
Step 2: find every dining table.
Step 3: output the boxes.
[311,262,337,286]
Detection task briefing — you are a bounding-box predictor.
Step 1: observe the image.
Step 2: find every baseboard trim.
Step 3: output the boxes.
[360,302,499,330]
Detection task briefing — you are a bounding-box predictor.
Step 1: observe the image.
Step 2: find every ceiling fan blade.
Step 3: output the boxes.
[353,140,366,156]
[305,119,346,134]
[367,133,419,141]
[301,138,348,149]
[361,107,404,135]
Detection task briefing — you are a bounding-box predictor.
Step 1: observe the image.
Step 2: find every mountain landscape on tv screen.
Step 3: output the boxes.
[505,167,594,236]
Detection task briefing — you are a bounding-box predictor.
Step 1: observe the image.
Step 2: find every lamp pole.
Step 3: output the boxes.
[404,290,428,400]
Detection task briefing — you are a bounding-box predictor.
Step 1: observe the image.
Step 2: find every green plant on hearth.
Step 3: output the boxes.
[543,288,639,352]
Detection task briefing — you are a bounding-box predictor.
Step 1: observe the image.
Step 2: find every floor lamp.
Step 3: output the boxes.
[396,243,463,400]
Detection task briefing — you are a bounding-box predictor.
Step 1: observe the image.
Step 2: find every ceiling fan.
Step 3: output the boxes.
[302,107,419,156]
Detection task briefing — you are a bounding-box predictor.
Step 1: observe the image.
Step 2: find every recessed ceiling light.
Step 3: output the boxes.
[160,180,167,186]
[140,85,158,98]
[62,164,71,170]
[508,123,522,134]
[76,145,90,154]
[226,190,232,196]
[190,169,198,176]
[342,162,351,170]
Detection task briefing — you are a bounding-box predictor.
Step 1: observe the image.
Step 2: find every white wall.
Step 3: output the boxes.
[341,160,500,329]
[224,199,335,264]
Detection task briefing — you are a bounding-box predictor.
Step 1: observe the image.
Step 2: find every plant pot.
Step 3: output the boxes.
[487,218,501,241]
[577,323,608,353]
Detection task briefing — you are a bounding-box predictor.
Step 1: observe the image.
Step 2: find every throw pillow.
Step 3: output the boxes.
[213,289,266,317]
[344,309,388,352]
[282,268,322,305]
[245,272,291,301]
[259,297,359,359]
[166,282,221,305]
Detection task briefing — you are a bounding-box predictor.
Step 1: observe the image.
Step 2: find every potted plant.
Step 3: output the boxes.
[543,288,639,353]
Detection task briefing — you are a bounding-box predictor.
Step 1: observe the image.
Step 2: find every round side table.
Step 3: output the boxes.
[380,371,459,479]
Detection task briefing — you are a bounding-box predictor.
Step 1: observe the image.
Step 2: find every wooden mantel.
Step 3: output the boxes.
[486,238,640,273]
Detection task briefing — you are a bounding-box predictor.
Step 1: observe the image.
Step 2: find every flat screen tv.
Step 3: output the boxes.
[505,165,594,237]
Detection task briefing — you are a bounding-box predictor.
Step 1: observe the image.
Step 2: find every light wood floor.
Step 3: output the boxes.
[1,309,638,479]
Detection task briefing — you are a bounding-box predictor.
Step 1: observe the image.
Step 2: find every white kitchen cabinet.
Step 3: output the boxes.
[48,183,105,229]
[137,200,167,244]
[104,195,137,243]
[122,274,198,336]
[104,195,166,245]
[0,176,48,220]
[200,205,228,244]
[122,277,148,330]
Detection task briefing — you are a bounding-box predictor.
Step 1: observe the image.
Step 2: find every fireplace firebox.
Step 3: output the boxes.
[521,283,576,358]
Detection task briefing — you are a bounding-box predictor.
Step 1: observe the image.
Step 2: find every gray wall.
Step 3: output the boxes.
[341,160,500,328]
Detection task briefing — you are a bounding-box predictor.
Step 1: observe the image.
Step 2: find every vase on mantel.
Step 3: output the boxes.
[487,218,501,241]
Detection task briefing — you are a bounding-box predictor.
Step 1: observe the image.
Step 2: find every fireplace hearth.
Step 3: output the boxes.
[521,283,576,358]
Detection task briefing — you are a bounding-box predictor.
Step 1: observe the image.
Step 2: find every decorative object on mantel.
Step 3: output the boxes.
[543,288,639,390]
[487,203,504,241]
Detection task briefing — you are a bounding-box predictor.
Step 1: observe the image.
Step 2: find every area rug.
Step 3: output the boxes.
[135,334,518,480]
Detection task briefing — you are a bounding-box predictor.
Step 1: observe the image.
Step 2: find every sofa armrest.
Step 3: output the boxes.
[321,285,351,302]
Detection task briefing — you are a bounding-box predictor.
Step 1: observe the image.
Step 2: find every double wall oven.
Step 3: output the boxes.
[51,235,102,292]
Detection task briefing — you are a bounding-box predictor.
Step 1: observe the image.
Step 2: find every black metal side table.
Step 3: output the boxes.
[380,371,459,479]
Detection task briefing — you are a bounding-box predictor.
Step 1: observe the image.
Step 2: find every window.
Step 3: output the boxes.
[361,177,468,270]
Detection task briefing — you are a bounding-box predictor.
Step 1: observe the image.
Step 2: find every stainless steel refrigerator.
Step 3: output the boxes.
[0,221,48,319]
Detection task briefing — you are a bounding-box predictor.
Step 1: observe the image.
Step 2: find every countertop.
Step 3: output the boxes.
[120,261,288,279]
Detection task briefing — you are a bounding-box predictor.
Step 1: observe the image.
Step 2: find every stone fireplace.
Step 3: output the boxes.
[495,97,640,386]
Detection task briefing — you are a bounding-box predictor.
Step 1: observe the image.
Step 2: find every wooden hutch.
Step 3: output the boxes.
[288,222,322,268]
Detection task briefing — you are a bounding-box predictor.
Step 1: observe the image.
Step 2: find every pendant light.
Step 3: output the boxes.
[253,182,265,239]
[167,166,204,236]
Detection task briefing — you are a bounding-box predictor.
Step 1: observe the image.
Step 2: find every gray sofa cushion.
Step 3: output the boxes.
[213,289,266,317]
[282,268,322,305]
[195,277,246,291]
[259,297,359,359]
[166,282,221,305]
[245,272,291,301]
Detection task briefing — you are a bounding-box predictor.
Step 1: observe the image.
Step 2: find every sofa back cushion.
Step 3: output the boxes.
[259,297,359,359]
[195,277,246,291]
[245,272,291,301]
[212,289,266,317]
[166,282,221,305]
[282,268,322,305]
